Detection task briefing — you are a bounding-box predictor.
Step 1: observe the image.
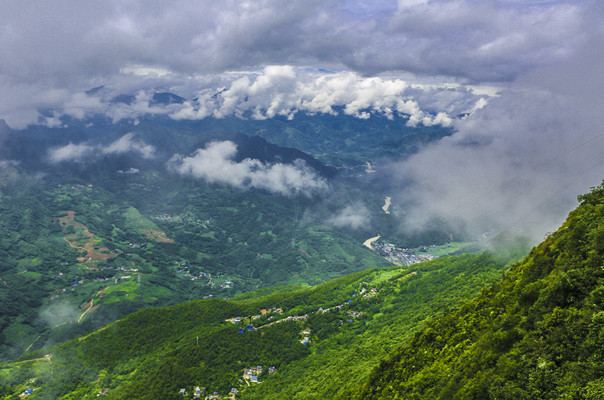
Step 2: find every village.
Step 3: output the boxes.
[372,242,435,266]
[174,286,382,399]
[153,213,212,230]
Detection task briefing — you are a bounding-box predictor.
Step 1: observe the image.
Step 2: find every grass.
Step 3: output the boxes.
[123,206,160,231]
[17,258,42,268]
[368,267,405,286]
[423,242,475,257]
[21,271,43,279]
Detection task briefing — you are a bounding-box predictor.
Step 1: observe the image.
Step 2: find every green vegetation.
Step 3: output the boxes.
[0,115,461,362]
[242,253,511,400]
[0,176,393,361]
[0,248,516,399]
[0,114,489,399]
[352,183,604,399]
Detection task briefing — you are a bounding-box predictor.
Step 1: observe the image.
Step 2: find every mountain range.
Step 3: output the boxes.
[1,181,601,399]
[0,113,460,364]
[1,110,599,399]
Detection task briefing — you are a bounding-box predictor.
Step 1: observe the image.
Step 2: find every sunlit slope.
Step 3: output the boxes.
[0,249,517,399]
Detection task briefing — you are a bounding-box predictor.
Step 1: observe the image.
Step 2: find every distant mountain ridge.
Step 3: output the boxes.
[0,118,336,179]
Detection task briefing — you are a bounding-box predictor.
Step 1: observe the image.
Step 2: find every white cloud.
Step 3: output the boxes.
[168,67,480,126]
[48,142,96,163]
[0,66,483,128]
[48,133,155,163]
[391,65,604,241]
[0,160,19,169]
[170,140,328,197]
[103,132,155,159]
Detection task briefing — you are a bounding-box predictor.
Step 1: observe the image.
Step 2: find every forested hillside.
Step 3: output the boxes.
[0,115,460,363]
[353,182,604,399]
[0,250,517,399]
[0,151,389,362]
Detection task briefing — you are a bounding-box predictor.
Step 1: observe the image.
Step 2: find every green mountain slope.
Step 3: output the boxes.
[0,164,391,362]
[0,250,516,399]
[0,116,460,362]
[353,182,604,399]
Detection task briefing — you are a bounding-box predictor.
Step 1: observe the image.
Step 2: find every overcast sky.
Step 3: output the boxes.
[0,0,597,127]
[2,0,603,240]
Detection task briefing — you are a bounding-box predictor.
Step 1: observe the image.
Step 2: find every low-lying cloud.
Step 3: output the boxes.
[391,53,604,242]
[48,132,155,163]
[103,132,155,159]
[38,300,81,328]
[170,66,470,127]
[327,204,371,230]
[169,140,328,197]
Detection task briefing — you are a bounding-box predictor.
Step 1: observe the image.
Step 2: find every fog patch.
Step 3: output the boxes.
[391,67,604,243]
[327,204,371,230]
[102,132,155,159]
[48,142,95,163]
[38,300,81,328]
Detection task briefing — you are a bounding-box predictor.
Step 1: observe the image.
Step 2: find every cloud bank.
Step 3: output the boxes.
[170,66,469,126]
[48,133,156,163]
[169,141,328,197]
[0,0,584,83]
[0,67,485,129]
[391,51,604,241]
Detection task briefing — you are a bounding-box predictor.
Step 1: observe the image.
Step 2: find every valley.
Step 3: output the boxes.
[0,2,598,399]
[2,182,601,400]
[0,116,464,365]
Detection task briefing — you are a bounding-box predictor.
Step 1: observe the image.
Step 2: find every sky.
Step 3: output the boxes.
[1,0,603,240]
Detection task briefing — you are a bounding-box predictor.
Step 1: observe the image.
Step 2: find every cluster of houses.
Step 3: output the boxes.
[174,262,227,287]
[372,242,435,266]
[225,288,382,335]
[154,214,211,230]
[225,307,283,325]
[178,386,238,399]
[49,264,146,297]
[178,366,276,400]
[243,365,276,383]
[219,281,234,289]
[116,266,139,272]
[300,329,311,345]
[243,365,262,383]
